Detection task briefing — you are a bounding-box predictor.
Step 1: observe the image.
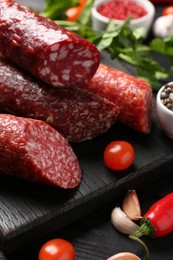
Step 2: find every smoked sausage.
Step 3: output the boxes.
[0,0,100,87]
[0,59,119,142]
[82,63,153,134]
[0,114,82,188]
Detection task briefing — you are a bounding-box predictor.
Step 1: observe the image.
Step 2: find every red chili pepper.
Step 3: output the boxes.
[132,192,173,238]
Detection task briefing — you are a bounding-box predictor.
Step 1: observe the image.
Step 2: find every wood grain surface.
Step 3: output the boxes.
[7,170,173,260]
[0,86,173,255]
[0,1,173,258]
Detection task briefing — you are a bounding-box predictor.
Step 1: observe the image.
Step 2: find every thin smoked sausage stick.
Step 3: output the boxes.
[82,63,153,134]
[0,0,100,87]
[0,114,82,189]
[0,59,119,142]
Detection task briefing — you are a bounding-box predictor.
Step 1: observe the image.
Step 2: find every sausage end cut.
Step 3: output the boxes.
[83,63,153,134]
[0,0,100,87]
[0,114,82,188]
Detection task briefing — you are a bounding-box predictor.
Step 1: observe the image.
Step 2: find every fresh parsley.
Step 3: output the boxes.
[40,0,173,91]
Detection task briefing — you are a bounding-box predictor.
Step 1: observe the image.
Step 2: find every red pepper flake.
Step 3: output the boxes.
[97,0,147,20]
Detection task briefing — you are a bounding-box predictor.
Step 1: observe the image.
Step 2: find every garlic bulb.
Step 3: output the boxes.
[153,14,173,38]
[107,252,141,260]
[111,207,140,235]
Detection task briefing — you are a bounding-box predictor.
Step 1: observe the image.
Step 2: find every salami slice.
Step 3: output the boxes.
[0,0,100,87]
[0,114,82,188]
[0,59,119,142]
[81,63,153,134]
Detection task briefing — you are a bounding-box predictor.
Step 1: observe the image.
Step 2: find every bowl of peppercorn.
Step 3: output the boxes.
[156,82,173,139]
[91,0,155,37]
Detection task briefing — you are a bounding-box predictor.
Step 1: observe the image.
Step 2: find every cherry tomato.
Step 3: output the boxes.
[80,0,87,5]
[38,238,75,260]
[162,5,173,16]
[103,140,135,171]
[66,6,83,21]
[66,0,87,21]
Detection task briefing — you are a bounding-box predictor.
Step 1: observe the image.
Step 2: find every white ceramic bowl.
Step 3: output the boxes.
[91,0,155,36]
[156,82,173,139]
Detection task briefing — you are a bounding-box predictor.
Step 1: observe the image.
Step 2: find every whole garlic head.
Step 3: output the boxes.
[107,252,141,260]
[153,14,173,38]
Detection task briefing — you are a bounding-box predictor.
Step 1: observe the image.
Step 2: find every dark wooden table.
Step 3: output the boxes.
[0,1,173,260]
[7,171,173,260]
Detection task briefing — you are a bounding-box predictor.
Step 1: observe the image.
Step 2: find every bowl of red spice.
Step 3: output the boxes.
[91,0,155,36]
[156,82,173,139]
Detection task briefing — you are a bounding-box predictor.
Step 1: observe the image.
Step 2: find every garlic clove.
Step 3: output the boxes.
[111,207,140,235]
[107,252,141,260]
[122,190,141,220]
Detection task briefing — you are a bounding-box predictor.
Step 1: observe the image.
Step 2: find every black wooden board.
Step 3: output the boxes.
[1,0,173,256]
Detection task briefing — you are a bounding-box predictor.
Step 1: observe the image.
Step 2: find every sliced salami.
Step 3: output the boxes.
[0,114,82,188]
[0,59,119,142]
[0,0,100,87]
[81,63,153,134]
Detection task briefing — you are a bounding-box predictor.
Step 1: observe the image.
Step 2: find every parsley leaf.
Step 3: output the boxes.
[40,0,173,91]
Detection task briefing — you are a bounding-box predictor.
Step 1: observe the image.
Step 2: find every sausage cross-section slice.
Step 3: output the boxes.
[0,0,100,87]
[0,114,82,188]
[0,59,119,142]
[82,63,153,134]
